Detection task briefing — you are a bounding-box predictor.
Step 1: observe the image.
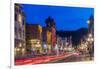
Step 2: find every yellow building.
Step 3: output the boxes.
[46,31,52,53]
[47,31,52,44]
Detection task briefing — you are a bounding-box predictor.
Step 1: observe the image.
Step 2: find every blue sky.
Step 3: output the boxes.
[21,4,94,31]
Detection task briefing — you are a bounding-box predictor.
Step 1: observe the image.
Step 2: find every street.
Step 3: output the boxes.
[15,52,93,65]
[48,54,93,63]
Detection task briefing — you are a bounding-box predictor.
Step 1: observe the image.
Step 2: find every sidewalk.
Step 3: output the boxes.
[15,52,79,65]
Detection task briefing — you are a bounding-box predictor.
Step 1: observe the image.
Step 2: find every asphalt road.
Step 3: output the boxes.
[48,55,93,63]
[15,53,94,65]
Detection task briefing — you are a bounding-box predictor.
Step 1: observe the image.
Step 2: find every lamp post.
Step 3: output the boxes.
[87,33,94,60]
[87,34,94,44]
[87,20,90,25]
[87,16,94,60]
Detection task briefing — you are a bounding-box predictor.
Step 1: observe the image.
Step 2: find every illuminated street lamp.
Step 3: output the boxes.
[91,38,94,42]
[87,37,93,43]
[22,48,25,52]
[60,46,63,50]
[22,48,25,55]
[64,47,67,51]
[19,43,22,47]
[87,34,93,42]
[89,34,92,38]
[87,20,90,24]
[16,48,20,51]
[87,38,90,42]
[86,34,94,60]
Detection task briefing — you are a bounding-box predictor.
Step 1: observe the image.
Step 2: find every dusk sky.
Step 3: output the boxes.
[21,4,94,31]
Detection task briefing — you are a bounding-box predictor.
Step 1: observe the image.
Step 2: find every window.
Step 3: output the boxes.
[18,14,22,27]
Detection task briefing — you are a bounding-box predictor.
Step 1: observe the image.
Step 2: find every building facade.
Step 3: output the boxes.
[87,15,94,57]
[14,4,26,59]
[26,24,42,55]
[42,27,52,54]
[45,16,57,53]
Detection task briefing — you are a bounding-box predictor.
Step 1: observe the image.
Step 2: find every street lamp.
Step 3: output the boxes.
[16,48,20,51]
[87,38,90,42]
[19,43,22,47]
[87,38,93,43]
[64,47,67,51]
[86,33,94,60]
[91,38,94,42]
[22,48,25,55]
[22,48,25,52]
[60,46,63,50]
[89,34,92,38]
[87,20,90,24]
